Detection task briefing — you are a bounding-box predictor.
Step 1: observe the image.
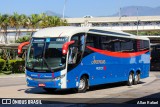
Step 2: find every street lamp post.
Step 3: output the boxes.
[63,0,67,20]
[137,8,139,36]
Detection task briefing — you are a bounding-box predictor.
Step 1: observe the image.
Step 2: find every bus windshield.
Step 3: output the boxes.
[26,37,68,72]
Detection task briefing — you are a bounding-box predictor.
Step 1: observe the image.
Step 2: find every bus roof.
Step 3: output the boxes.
[33,26,149,40]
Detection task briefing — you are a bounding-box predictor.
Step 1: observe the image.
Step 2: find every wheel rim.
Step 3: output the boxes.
[129,74,133,83]
[135,75,138,82]
[137,74,140,82]
[78,79,85,90]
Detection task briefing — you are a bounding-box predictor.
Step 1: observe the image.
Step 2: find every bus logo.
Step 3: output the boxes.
[91,56,106,64]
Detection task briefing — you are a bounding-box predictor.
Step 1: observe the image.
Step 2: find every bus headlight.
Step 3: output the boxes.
[26,76,33,80]
[54,74,65,81]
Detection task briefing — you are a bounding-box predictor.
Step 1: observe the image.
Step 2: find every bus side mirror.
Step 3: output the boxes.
[18,42,30,57]
[62,41,75,55]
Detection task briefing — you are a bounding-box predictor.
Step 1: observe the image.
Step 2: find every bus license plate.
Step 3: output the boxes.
[38,83,45,87]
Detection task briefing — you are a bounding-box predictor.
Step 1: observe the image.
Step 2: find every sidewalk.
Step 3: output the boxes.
[0,74,25,78]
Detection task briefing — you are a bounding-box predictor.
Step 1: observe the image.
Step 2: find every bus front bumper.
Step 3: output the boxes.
[26,76,63,89]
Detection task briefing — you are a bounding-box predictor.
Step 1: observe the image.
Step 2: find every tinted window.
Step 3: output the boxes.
[84,34,100,56]
[100,36,135,52]
[121,38,135,52]
[137,40,149,51]
[101,36,114,51]
[85,33,149,54]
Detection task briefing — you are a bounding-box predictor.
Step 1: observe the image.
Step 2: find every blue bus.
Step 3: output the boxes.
[18,26,150,93]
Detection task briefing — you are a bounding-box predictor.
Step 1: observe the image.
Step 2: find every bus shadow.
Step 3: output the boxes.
[150,70,160,72]
[25,87,76,95]
[125,92,160,104]
[25,81,146,95]
[87,81,145,92]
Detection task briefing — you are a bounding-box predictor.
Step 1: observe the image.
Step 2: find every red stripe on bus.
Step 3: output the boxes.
[87,46,149,58]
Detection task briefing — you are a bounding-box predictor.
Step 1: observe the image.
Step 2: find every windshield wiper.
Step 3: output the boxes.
[42,57,54,73]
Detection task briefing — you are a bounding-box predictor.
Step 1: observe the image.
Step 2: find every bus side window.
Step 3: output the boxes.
[84,34,99,57]
[100,36,114,52]
[121,38,134,52]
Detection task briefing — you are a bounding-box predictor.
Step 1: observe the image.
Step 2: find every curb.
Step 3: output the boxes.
[0,74,25,78]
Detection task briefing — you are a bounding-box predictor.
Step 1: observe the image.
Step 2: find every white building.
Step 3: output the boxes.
[66,16,160,31]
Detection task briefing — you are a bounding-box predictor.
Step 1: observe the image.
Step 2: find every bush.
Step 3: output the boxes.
[10,60,25,73]
[0,59,25,73]
[0,59,6,72]
[8,60,17,71]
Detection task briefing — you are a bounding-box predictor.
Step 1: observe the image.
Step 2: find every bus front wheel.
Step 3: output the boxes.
[127,72,134,86]
[76,76,88,93]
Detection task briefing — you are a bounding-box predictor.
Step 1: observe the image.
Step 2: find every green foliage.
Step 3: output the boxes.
[0,59,25,73]
[15,36,31,43]
[0,13,68,30]
[6,60,16,71]
[0,13,68,43]
[0,59,6,72]
[9,59,25,73]
[127,31,160,35]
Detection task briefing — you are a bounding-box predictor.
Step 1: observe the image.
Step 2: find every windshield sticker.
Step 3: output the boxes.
[33,39,44,42]
[46,38,50,42]
[56,38,67,42]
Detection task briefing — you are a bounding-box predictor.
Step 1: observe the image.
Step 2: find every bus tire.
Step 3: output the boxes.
[77,76,88,93]
[43,88,57,93]
[127,72,134,86]
[133,72,140,85]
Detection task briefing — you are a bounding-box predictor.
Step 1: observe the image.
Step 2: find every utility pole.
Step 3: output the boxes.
[119,8,122,29]
[63,0,67,20]
[119,8,121,19]
[137,8,139,36]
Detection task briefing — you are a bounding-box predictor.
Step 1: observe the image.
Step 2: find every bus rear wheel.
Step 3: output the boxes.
[133,72,140,85]
[75,76,88,93]
[43,88,57,93]
[127,72,134,86]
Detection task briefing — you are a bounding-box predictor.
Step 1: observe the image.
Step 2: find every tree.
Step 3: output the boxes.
[39,13,49,28]
[39,14,68,28]
[0,14,3,42]
[9,13,17,41]
[28,14,41,35]
[0,14,9,43]
[0,13,69,43]
[18,14,29,39]
[15,36,31,43]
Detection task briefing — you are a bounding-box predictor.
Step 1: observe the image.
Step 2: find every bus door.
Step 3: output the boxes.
[67,33,86,73]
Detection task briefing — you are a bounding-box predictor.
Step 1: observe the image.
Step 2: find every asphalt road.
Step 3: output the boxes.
[0,77,25,87]
[0,72,159,104]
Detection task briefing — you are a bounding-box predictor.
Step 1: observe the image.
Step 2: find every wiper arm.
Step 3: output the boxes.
[42,57,54,73]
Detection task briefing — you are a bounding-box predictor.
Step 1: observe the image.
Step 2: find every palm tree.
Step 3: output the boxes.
[0,14,3,42]
[28,14,41,36]
[0,14,9,43]
[53,16,68,26]
[19,14,28,28]
[0,13,69,43]
[13,13,22,40]
[39,13,49,28]
[18,14,28,39]
[39,14,68,28]
[62,19,68,26]
[9,14,17,41]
